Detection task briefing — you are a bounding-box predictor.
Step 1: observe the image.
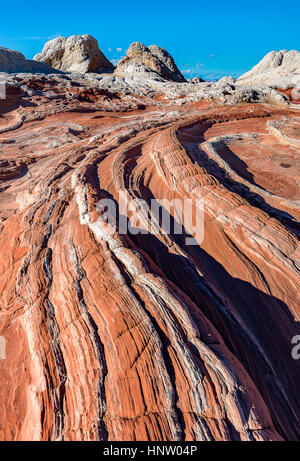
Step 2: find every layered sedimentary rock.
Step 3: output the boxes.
[34,35,114,74]
[238,50,300,88]
[0,47,60,73]
[0,71,299,442]
[115,42,186,82]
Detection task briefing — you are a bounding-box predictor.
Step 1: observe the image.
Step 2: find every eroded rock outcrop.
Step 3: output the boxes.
[0,47,60,73]
[115,41,186,82]
[238,50,300,88]
[0,72,299,442]
[34,34,115,74]
[218,76,236,84]
[188,77,206,84]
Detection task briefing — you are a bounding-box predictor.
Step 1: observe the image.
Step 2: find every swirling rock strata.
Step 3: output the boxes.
[0,74,299,441]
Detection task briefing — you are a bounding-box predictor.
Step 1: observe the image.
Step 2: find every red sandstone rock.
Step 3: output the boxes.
[0,76,299,441]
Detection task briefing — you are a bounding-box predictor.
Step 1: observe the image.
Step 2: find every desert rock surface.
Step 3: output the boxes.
[0,61,299,442]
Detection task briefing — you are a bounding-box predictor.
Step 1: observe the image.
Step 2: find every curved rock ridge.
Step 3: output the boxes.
[0,73,299,441]
[0,47,60,73]
[34,35,115,74]
[238,50,300,88]
[115,41,186,82]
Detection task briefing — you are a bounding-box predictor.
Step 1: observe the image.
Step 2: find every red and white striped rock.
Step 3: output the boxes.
[0,75,299,441]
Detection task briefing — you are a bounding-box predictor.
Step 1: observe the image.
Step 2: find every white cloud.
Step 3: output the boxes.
[47,33,64,40]
[181,62,205,76]
[208,53,214,58]
[110,58,121,66]
[108,47,113,52]
[13,34,60,41]
[24,36,47,40]
[116,47,123,52]
[181,64,243,81]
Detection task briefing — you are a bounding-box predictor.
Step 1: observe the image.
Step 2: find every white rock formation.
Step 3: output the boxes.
[34,35,114,74]
[0,47,59,73]
[238,50,300,88]
[0,42,291,108]
[115,42,186,82]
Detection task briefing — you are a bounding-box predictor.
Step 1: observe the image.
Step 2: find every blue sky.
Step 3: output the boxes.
[1,0,299,80]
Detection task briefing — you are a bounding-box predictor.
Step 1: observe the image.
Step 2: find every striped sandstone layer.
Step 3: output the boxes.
[0,76,299,441]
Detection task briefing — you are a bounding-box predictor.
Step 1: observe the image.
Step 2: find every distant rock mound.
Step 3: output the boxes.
[238,50,300,88]
[115,42,186,82]
[188,77,205,84]
[34,34,114,74]
[218,76,236,84]
[0,47,59,73]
